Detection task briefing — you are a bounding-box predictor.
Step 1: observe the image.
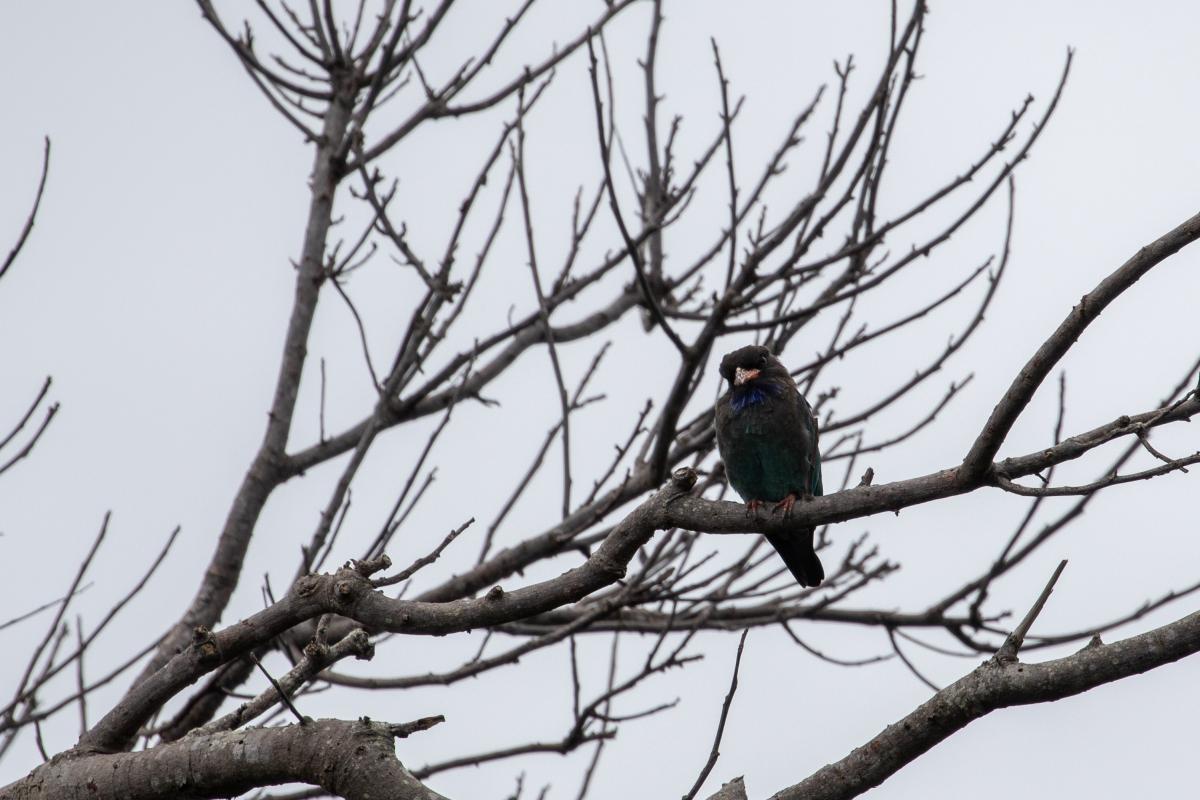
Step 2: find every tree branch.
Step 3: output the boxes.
[961,209,1200,480]
[5,718,446,800]
[770,581,1200,800]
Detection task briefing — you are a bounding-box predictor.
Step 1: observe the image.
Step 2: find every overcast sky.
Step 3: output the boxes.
[2,2,1198,798]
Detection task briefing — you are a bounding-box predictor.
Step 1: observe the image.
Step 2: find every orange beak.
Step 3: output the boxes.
[734,367,760,386]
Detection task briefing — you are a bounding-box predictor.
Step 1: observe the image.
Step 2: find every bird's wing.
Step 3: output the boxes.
[781,386,822,497]
[804,394,823,496]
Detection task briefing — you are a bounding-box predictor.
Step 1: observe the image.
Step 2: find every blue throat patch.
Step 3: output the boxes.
[731,380,781,412]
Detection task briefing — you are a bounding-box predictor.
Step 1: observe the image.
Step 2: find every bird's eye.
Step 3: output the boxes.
[759,354,768,366]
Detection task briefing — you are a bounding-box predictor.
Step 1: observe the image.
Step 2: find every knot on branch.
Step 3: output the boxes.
[706,776,748,800]
[433,277,463,300]
[303,639,329,660]
[389,714,446,739]
[293,574,321,597]
[671,466,698,491]
[334,580,357,604]
[328,561,383,611]
[191,626,220,664]
[349,554,391,577]
[592,551,628,581]
[344,628,373,658]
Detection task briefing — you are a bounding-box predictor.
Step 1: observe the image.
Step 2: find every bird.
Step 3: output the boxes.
[714,344,824,587]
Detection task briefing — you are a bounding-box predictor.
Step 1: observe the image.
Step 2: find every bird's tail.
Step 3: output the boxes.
[765,530,824,588]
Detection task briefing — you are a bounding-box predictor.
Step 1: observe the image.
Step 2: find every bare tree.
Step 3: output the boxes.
[3,2,1199,799]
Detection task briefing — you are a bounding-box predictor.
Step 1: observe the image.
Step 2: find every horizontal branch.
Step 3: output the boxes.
[502,602,985,637]
[80,395,1198,751]
[668,396,1199,537]
[995,450,1199,496]
[6,718,445,800]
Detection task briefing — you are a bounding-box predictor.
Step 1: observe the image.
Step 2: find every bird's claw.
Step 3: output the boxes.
[745,499,763,516]
[773,493,798,516]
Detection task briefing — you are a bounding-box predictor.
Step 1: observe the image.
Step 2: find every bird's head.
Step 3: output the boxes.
[718,345,790,389]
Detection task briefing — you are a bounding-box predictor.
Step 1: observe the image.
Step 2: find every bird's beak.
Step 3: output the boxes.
[734,367,760,386]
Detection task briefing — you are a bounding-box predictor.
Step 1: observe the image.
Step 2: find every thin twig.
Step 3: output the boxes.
[683,630,748,800]
[997,560,1068,661]
[1,137,51,281]
[248,654,306,725]
[585,36,688,355]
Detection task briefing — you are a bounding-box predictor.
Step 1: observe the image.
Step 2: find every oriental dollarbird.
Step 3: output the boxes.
[714,345,824,587]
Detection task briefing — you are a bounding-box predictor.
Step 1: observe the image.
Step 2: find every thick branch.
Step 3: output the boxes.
[770,604,1200,800]
[135,82,355,693]
[6,718,445,800]
[78,475,692,752]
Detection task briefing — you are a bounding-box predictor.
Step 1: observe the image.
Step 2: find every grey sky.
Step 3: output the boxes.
[2,2,1198,798]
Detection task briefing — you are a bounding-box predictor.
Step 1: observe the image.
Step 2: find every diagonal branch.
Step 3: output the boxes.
[683,630,748,800]
[995,559,1067,661]
[1,137,51,282]
[769,579,1200,800]
[960,209,1200,480]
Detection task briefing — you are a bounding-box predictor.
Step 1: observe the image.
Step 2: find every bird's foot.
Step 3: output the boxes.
[773,493,799,516]
[745,499,764,516]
